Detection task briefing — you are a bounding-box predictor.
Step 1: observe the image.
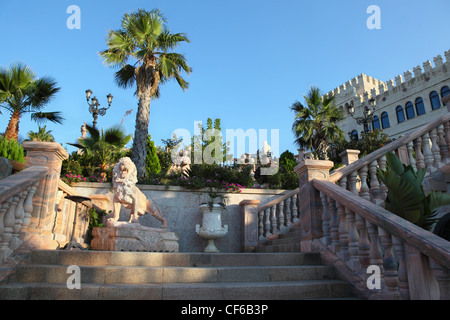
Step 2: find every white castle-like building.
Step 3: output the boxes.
[325,50,450,141]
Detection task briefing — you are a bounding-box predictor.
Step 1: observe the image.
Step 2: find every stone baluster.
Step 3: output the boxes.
[258,209,265,240]
[52,191,67,242]
[346,207,360,271]
[406,141,417,171]
[414,137,425,170]
[328,197,340,253]
[22,181,39,230]
[284,198,292,227]
[335,201,349,263]
[379,227,401,298]
[320,192,331,246]
[264,208,272,238]
[337,178,349,262]
[368,160,382,205]
[10,191,27,251]
[444,120,450,164]
[437,125,449,164]
[356,214,370,272]
[366,221,383,268]
[0,197,18,260]
[430,260,449,300]
[378,156,388,200]
[0,202,9,241]
[392,235,410,300]
[291,193,299,223]
[278,201,285,232]
[422,132,434,173]
[358,165,370,200]
[348,171,358,194]
[270,205,278,234]
[430,128,442,168]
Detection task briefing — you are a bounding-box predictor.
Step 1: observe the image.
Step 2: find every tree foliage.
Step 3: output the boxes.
[0,63,63,141]
[99,8,191,181]
[291,87,344,159]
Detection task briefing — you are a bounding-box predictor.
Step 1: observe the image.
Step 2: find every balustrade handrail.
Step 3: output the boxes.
[257,188,299,213]
[313,178,450,268]
[0,166,48,203]
[329,113,450,183]
[57,179,103,212]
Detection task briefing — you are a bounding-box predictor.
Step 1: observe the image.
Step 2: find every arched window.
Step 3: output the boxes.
[396,105,405,123]
[381,112,390,129]
[441,86,450,98]
[372,115,381,130]
[442,86,450,106]
[350,130,358,141]
[415,97,425,116]
[405,101,415,119]
[430,91,441,110]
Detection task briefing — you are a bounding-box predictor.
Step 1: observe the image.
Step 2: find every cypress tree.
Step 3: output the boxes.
[146,134,161,177]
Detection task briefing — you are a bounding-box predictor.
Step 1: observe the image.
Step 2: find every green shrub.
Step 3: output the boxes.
[146,135,161,176]
[0,136,25,163]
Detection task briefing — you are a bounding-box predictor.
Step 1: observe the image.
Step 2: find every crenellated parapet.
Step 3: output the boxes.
[326,49,450,106]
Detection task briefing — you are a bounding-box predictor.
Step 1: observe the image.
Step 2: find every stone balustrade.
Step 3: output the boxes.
[329,113,450,205]
[0,166,47,261]
[312,178,449,299]
[0,142,106,266]
[239,106,450,299]
[254,188,300,243]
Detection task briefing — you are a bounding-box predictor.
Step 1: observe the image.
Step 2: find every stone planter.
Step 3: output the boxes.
[195,204,228,253]
[9,159,25,172]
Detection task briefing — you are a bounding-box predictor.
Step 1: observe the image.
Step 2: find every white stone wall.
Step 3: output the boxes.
[326,50,450,141]
[72,183,288,253]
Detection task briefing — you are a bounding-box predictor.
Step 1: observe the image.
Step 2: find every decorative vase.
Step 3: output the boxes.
[196,204,228,253]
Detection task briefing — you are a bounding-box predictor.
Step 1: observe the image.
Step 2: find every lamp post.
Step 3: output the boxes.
[85,89,113,129]
[348,98,376,136]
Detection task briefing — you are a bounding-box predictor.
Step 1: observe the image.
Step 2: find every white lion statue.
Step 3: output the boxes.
[108,157,167,228]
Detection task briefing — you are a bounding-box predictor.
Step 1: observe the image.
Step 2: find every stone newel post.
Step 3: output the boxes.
[294,159,333,252]
[239,200,260,252]
[22,141,68,249]
[339,149,360,166]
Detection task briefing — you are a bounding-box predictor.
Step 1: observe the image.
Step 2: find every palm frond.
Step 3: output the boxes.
[27,76,60,109]
[114,64,136,89]
[31,111,64,125]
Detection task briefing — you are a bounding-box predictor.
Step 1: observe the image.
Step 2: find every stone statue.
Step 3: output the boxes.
[80,122,87,139]
[108,157,167,228]
[178,149,191,176]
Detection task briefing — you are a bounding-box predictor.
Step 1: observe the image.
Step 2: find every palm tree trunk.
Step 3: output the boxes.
[131,93,151,181]
[4,111,21,141]
[131,56,160,181]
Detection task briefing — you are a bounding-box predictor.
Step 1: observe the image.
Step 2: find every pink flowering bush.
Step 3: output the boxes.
[61,173,106,185]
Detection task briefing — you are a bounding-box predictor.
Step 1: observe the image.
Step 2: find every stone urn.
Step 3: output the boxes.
[196,204,228,253]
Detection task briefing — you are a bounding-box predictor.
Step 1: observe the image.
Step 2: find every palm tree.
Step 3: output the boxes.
[291,87,345,159]
[0,63,64,141]
[26,125,55,142]
[99,8,192,181]
[68,124,132,179]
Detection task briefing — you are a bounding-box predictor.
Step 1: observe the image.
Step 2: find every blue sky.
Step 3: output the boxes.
[0,0,449,158]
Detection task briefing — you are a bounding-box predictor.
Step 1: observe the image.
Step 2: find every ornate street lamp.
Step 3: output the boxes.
[85,89,113,128]
[348,98,376,135]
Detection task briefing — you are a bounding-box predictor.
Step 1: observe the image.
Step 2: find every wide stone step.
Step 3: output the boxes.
[29,250,321,267]
[0,280,351,300]
[256,243,301,253]
[267,236,301,245]
[278,231,302,240]
[16,264,336,284]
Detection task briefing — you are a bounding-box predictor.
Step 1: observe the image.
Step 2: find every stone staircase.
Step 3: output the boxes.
[0,250,357,300]
[256,226,302,253]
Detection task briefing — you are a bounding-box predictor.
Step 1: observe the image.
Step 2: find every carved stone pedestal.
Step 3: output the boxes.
[91,222,179,252]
